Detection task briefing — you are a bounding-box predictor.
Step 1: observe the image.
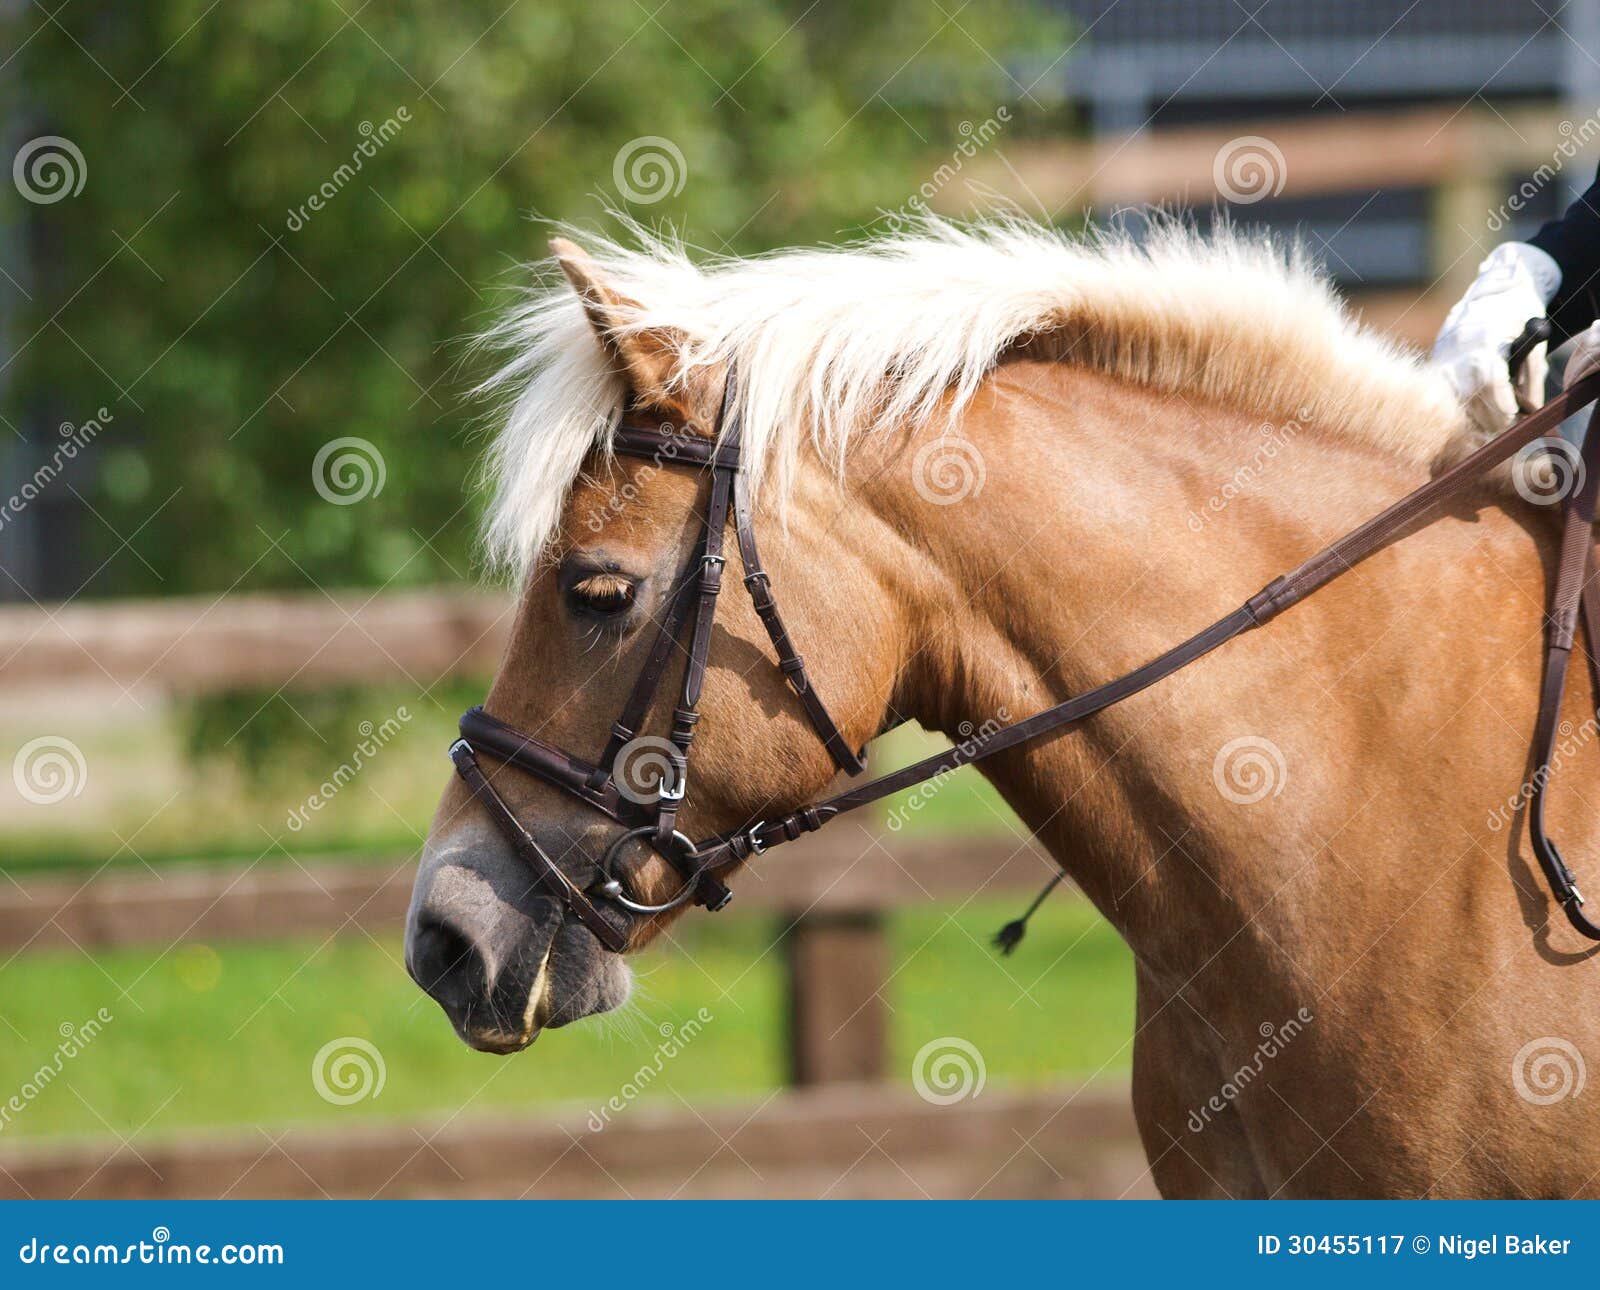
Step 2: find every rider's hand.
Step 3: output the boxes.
[1431,241,1562,435]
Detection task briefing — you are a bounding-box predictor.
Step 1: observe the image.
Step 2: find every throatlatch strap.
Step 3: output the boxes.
[732,441,867,775]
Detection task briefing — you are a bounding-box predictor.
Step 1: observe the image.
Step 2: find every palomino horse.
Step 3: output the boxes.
[405,221,1600,1198]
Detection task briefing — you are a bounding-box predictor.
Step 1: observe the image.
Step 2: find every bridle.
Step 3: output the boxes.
[450,372,866,952]
[453,325,1600,953]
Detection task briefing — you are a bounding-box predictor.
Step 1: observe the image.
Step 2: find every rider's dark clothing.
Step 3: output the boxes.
[1530,164,1600,341]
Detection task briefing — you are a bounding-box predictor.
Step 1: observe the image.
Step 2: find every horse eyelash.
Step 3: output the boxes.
[569,573,636,613]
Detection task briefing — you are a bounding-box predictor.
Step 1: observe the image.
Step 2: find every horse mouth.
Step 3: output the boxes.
[448,929,633,1053]
[453,943,554,1054]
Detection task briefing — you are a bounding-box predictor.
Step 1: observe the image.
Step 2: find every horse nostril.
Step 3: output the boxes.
[406,916,485,1015]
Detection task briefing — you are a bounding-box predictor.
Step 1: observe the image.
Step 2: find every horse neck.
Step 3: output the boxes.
[851,359,1549,969]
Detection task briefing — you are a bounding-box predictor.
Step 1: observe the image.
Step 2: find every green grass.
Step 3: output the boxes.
[0,898,1132,1144]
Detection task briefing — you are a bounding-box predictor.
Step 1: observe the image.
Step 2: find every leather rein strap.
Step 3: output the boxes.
[1529,395,1600,938]
[454,364,1600,946]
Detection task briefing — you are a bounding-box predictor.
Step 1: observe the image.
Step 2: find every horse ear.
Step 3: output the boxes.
[550,237,681,408]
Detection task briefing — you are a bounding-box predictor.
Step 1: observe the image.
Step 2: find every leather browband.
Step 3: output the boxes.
[610,423,742,468]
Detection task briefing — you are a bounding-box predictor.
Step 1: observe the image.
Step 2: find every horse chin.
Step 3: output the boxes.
[453,922,634,1055]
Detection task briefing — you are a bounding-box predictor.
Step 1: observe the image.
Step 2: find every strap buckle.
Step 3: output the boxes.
[744,820,769,856]
[658,773,688,803]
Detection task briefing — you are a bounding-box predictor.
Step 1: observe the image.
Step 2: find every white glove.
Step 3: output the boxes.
[1431,242,1562,436]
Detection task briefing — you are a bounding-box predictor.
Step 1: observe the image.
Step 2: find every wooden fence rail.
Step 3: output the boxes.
[0,1081,1151,1200]
[0,587,511,692]
[2,829,1063,1089]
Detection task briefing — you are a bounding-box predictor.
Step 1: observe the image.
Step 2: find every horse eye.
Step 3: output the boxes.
[566,573,637,618]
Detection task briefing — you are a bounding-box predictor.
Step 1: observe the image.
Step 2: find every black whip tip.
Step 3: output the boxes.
[992,919,1028,956]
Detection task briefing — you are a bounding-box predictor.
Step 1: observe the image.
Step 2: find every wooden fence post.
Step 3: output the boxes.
[784,910,889,1085]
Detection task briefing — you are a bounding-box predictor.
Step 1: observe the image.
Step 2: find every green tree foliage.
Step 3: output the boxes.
[8,1,1064,597]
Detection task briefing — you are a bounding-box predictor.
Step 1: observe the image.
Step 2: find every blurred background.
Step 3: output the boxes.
[0,0,1592,1197]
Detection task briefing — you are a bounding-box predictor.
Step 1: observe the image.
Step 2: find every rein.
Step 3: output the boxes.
[452,356,1600,952]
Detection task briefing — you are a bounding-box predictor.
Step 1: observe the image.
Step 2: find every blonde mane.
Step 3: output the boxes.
[478,217,1465,573]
